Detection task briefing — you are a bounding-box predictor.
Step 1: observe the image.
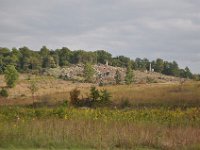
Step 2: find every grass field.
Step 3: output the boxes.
[0,107,200,149]
[0,75,200,149]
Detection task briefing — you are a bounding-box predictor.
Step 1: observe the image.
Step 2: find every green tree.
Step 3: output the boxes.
[114,69,121,84]
[112,56,130,67]
[135,58,146,70]
[28,79,38,104]
[40,46,51,68]
[184,67,193,79]
[90,86,100,101]
[19,46,32,70]
[84,63,95,82]
[125,62,134,85]
[100,89,111,103]
[4,65,19,88]
[155,58,164,73]
[96,50,112,64]
[56,47,72,66]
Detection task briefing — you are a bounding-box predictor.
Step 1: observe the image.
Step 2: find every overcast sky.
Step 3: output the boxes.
[0,0,200,73]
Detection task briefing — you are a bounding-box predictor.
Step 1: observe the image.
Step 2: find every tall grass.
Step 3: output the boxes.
[100,82,200,108]
[0,118,200,149]
[0,107,200,149]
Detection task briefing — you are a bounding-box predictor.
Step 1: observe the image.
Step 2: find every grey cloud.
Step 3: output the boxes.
[0,0,200,73]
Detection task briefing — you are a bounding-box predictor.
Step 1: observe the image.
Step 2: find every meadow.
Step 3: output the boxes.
[0,75,200,149]
[0,107,200,149]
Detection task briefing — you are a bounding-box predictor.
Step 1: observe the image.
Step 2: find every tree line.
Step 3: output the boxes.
[0,46,198,79]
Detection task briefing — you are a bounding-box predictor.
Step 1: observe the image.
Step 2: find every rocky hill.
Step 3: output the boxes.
[44,64,182,84]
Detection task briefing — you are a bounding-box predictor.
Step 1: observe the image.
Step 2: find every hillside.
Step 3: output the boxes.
[0,47,197,80]
[45,64,182,84]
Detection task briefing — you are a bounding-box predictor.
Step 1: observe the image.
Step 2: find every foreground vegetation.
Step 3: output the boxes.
[0,74,200,149]
[0,107,200,149]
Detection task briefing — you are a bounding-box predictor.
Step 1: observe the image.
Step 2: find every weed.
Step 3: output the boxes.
[0,88,8,97]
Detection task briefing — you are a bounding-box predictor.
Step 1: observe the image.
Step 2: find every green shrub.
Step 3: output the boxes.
[100,89,111,102]
[0,88,8,97]
[99,89,111,106]
[90,86,100,101]
[62,100,68,107]
[84,63,95,82]
[4,65,19,88]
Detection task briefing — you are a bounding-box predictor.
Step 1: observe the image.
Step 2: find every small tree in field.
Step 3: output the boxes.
[114,70,121,84]
[84,63,95,82]
[90,86,100,101]
[100,89,111,104]
[28,79,38,104]
[70,88,80,106]
[125,62,134,85]
[4,65,19,88]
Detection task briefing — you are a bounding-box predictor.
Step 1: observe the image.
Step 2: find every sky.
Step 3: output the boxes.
[0,0,200,73]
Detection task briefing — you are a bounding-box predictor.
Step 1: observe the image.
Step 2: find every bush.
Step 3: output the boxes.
[98,89,112,106]
[4,65,19,88]
[0,88,8,97]
[90,86,100,101]
[146,77,156,83]
[70,88,80,106]
[100,89,111,102]
[62,100,68,107]
[84,63,95,82]
[90,88,112,107]
[119,99,132,108]
[70,87,112,108]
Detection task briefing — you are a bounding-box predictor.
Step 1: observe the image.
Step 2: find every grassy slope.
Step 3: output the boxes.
[0,107,200,149]
[0,74,200,149]
[0,74,200,108]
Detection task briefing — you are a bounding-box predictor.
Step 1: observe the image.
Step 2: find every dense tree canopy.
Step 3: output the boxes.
[4,65,19,88]
[0,46,196,79]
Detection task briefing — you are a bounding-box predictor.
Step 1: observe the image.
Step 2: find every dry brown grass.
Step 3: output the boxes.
[1,74,200,108]
[0,74,92,105]
[97,81,200,107]
[1,119,200,149]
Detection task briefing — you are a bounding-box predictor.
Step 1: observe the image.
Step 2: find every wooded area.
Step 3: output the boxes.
[0,46,197,79]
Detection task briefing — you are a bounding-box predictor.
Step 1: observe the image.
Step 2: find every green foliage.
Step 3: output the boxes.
[4,65,19,88]
[84,63,95,82]
[112,56,130,67]
[62,100,68,107]
[125,62,134,85]
[28,79,39,103]
[70,87,111,107]
[100,89,111,103]
[134,58,148,71]
[0,47,196,79]
[162,61,180,77]
[0,107,200,149]
[114,70,121,84]
[90,87,111,107]
[0,88,8,97]
[70,88,81,106]
[96,50,112,64]
[154,58,164,72]
[90,86,100,101]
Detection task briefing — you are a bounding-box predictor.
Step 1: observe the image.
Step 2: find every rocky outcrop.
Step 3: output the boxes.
[44,64,181,84]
